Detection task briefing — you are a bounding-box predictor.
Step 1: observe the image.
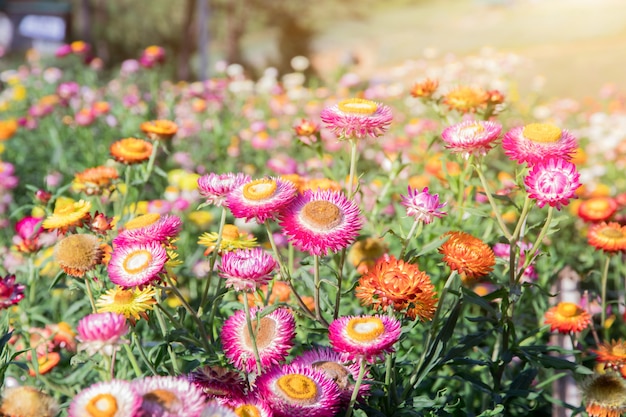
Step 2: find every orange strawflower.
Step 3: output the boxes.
[0,119,18,141]
[140,119,178,141]
[73,166,119,195]
[588,222,626,253]
[582,373,626,417]
[356,254,437,321]
[410,78,439,99]
[544,302,591,334]
[439,231,495,283]
[29,352,61,376]
[578,197,618,223]
[443,86,489,113]
[110,137,154,164]
[593,340,626,371]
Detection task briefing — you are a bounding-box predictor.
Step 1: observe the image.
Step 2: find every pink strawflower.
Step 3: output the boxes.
[279,189,362,256]
[255,364,341,417]
[0,274,25,310]
[400,187,447,224]
[220,396,274,417]
[187,365,247,399]
[201,403,238,417]
[132,376,206,417]
[68,379,142,417]
[221,307,296,373]
[320,98,393,140]
[226,177,297,223]
[218,248,277,291]
[502,123,578,165]
[291,346,369,404]
[197,172,250,207]
[108,241,168,287]
[13,216,48,253]
[76,312,129,355]
[524,158,581,210]
[328,314,401,361]
[113,214,182,246]
[441,120,502,157]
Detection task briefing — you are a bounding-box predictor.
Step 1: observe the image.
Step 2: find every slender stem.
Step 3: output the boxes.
[346,139,359,200]
[511,196,532,241]
[154,291,180,374]
[474,162,512,240]
[242,292,263,374]
[117,165,132,220]
[122,342,143,378]
[455,155,473,224]
[384,308,397,410]
[344,358,367,417]
[200,207,227,312]
[131,331,158,375]
[109,350,117,380]
[517,206,554,281]
[333,249,347,321]
[142,140,160,183]
[84,278,98,313]
[399,219,422,260]
[313,255,324,322]
[600,255,612,339]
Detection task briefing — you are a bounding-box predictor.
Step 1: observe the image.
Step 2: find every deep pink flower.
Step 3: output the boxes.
[76,312,129,355]
[132,376,206,417]
[108,241,168,287]
[0,274,25,310]
[401,187,447,224]
[320,98,393,140]
[279,189,362,256]
[113,214,182,246]
[218,248,277,291]
[197,172,250,207]
[328,314,401,361]
[255,364,341,417]
[226,177,297,223]
[441,119,502,157]
[221,307,295,373]
[524,158,581,210]
[502,123,577,165]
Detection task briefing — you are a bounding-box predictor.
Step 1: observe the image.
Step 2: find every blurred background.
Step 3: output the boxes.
[1,0,625,99]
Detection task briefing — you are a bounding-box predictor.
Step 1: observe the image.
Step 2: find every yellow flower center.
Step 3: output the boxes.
[459,122,485,136]
[522,123,562,143]
[55,234,100,269]
[143,389,180,412]
[126,139,149,152]
[301,200,342,231]
[586,198,612,212]
[235,405,262,417]
[313,360,350,389]
[113,288,135,303]
[125,213,160,230]
[86,393,118,417]
[243,317,276,349]
[600,228,626,239]
[243,179,277,201]
[556,302,581,318]
[585,374,626,407]
[222,224,242,240]
[338,98,378,115]
[123,250,153,274]
[276,374,318,402]
[612,344,626,357]
[346,317,384,342]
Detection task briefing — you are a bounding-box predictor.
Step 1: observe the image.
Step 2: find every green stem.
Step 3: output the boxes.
[242,292,263,374]
[313,255,324,322]
[399,219,422,260]
[600,255,612,339]
[122,342,143,378]
[346,138,359,200]
[511,196,532,241]
[200,206,227,312]
[517,206,554,282]
[142,140,160,183]
[384,308,398,410]
[131,331,158,375]
[84,277,98,313]
[154,290,180,374]
[474,162,512,240]
[344,358,367,417]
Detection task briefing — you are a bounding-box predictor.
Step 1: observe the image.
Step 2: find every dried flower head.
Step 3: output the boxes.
[544,302,592,334]
[443,86,489,113]
[524,158,581,210]
[140,119,178,141]
[0,274,25,310]
[110,137,154,164]
[401,186,447,224]
[42,199,92,233]
[0,386,59,417]
[578,197,618,223]
[439,231,495,283]
[73,166,118,195]
[582,373,626,417]
[54,233,103,277]
[320,98,393,140]
[502,123,578,166]
[588,222,626,253]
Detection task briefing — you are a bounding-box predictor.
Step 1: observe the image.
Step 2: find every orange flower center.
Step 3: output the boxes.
[123,250,153,274]
[338,98,378,115]
[276,374,318,402]
[125,138,150,152]
[600,228,626,239]
[556,302,581,318]
[459,122,485,136]
[113,289,135,303]
[242,317,276,349]
[125,213,160,230]
[243,179,277,201]
[222,224,241,240]
[86,393,118,417]
[143,389,180,412]
[301,200,342,231]
[346,317,384,342]
[522,123,562,143]
[235,405,262,417]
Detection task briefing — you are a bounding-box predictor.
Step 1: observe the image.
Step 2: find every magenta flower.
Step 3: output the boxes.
[218,248,277,291]
[320,98,393,140]
[328,314,401,361]
[441,120,502,157]
[113,214,182,246]
[524,158,581,210]
[187,365,247,399]
[0,274,25,310]
[12,216,46,253]
[255,364,341,417]
[226,177,297,223]
[492,242,538,282]
[108,241,168,287]
[68,380,142,417]
[221,307,296,373]
[401,187,447,224]
[197,172,250,207]
[76,312,129,355]
[279,189,362,256]
[224,397,274,417]
[132,376,206,417]
[502,123,577,165]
